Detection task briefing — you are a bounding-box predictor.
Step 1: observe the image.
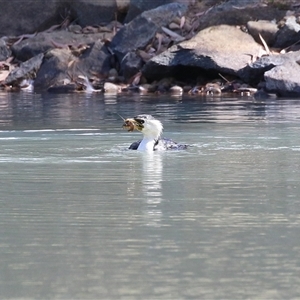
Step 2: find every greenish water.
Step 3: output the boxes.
[0,92,300,299]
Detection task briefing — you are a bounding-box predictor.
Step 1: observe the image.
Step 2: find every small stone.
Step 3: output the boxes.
[108,68,119,81]
[204,83,222,95]
[104,82,121,94]
[108,68,118,77]
[138,84,151,94]
[140,83,158,93]
[169,22,180,30]
[170,85,183,95]
[68,24,82,34]
[183,85,192,92]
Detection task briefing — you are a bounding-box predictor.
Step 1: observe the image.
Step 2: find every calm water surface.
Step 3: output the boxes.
[0,92,300,299]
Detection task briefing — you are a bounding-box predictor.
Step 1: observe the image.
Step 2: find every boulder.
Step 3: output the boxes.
[12,30,112,62]
[239,50,300,84]
[33,38,112,91]
[0,38,11,61]
[264,60,300,96]
[110,3,187,60]
[70,0,117,28]
[196,0,286,32]
[120,51,143,82]
[34,48,75,90]
[143,25,263,82]
[76,40,112,78]
[116,0,130,13]
[247,20,279,47]
[4,53,44,85]
[124,0,173,22]
[0,0,60,37]
[239,50,300,96]
[273,16,300,49]
[0,0,119,37]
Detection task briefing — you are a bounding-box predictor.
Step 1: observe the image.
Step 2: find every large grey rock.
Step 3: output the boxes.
[110,3,187,59]
[76,40,112,77]
[274,16,300,49]
[196,0,286,32]
[120,51,143,82]
[124,0,172,22]
[247,20,279,47]
[264,62,300,96]
[34,48,75,90]
[239,50,300,84]
[33,39,112,91]
[70,0,117,28]
[0,38,11,61]
[0,0,59,37]
[264,57,300,96]
[5,53,44,85]
[143,25,262,81]
[240,50,300,96]
[0,0,118,37]
[12,30,110,61]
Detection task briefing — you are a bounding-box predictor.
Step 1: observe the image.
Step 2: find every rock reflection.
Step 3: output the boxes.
[0,93,13,126]
[141,152,163,227]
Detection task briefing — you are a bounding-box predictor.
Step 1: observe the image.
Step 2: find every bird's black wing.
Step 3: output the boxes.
[129,140,141,150]
[129,138,188,150]
[155,138,188,150]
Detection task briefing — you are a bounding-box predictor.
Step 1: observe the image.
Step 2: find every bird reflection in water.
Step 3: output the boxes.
[141,152,163,227]
[125,151,164,227]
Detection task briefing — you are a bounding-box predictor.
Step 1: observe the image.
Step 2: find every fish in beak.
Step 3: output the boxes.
[122,118,144,132]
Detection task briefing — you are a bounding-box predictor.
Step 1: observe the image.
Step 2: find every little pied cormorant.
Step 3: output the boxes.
[122,114,187,151]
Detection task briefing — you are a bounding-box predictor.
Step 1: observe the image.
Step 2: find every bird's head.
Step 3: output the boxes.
[123,114,163,139]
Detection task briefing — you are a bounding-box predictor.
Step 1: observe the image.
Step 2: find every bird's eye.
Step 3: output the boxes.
[135,119,144,124]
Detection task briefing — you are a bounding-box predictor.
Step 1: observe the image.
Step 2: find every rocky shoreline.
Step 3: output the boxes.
[0,0,300,98]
